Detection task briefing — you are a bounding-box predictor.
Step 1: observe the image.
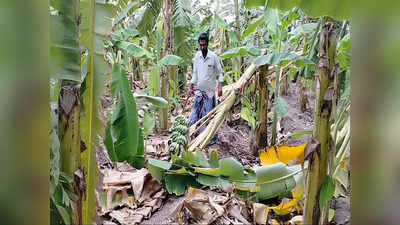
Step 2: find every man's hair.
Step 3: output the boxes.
[198,33,209,44]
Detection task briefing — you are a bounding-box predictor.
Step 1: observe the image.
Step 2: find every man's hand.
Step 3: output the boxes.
[217,82,223,97]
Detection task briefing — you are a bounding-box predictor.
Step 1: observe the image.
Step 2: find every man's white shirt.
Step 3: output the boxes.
[190,49,224,98]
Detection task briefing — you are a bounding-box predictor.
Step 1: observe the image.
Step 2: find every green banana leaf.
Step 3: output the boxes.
[80,0,115,224]
[109,64,143,167]
[133,93,168,108]
[50,0,81,81]
[255,163,302,200]
[221,46,261,59]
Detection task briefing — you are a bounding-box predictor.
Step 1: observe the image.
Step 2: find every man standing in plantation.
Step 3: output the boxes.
[188,33,224,145]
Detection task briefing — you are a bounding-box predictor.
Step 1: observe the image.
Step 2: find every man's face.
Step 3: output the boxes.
[199,39,208,52]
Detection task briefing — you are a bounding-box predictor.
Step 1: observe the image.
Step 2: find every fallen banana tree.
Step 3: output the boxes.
[187,50,311,151]
[147,149,304,202]
[188,51,268,151]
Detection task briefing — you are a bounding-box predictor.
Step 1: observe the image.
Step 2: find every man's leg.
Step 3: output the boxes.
[188,95,202,127]
[188,94,217,145]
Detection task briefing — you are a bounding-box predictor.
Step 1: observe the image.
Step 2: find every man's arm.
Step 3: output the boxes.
[216,57,224,97]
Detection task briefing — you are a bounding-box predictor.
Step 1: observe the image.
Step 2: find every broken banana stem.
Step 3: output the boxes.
[199,109,226,149]
[188,91,234,137]
[188,91,232,138]
[189,87,236,134]
[188,89,236,151]
[188,102,221,136]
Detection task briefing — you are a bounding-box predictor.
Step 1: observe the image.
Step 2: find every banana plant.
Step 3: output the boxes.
[50,0,83,223]
[103,62,169,166]
[255,7,317,146]
[108,0,192,131]
[253,64,270,153]
[50,0,118,223]
[111,0,192,69]
[105,64,145,168]
[303,21,338,225]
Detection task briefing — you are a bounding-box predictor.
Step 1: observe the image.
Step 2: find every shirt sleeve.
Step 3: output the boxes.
[190,56,198,84]
[216,56,224,83]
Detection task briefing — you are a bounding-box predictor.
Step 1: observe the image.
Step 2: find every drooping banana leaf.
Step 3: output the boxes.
[173,0,192,65]
[133,94,168,108]
[255,163,302,200]
[118,41,154,59]
[130,0,162,36]
[160,54,184,66]
[114,1,140,26]
[109,64,143,167]
[253,52,314,67]
[221,46,261,59]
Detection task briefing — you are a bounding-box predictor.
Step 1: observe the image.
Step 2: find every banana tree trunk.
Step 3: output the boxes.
[132,58,140,81]
[234,0,240,41]
[225,27,233,70]
[160,70,169,130]
[59,83,82,225]
[233,0,242,72]
[271,67,281,146]
[179,66,187,91]
[300,77,308,112]
[160,0,174,130]
[332,62,340,118]
[304,22,337,225]
[169,66,178,98]
[253,64,269,155]
[280,72,289,96]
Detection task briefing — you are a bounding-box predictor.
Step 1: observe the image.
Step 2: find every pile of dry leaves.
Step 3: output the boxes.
[98,163,166,225]
[172,187,303,225]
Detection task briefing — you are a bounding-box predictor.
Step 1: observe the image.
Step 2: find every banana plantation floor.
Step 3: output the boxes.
[96,78,349,225]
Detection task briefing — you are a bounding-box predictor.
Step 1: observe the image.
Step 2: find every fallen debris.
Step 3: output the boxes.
[145,135,170,160]
[98,163,166,225]
[173,187,253,225]
[253,203,269,225]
